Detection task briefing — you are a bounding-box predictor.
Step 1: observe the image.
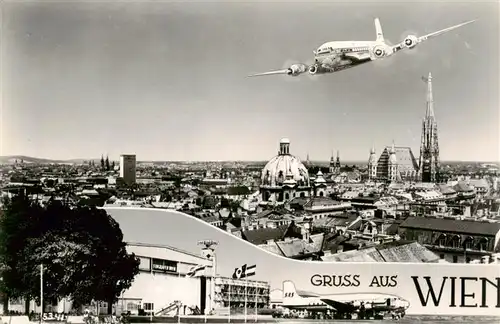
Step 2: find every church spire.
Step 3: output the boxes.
[419,73,440,183]
[423,72,434,118]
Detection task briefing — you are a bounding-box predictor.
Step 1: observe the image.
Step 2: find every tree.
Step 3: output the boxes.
[105,156,110,171]
[0,194,42,313]
[0,196,139,314]
[100,155,105,170]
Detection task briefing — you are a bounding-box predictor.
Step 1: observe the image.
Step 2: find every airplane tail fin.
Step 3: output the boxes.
[282,281,299,300]
[374,18,385,42]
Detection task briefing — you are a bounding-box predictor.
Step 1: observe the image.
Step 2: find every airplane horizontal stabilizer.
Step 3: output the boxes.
[296,289,320,298]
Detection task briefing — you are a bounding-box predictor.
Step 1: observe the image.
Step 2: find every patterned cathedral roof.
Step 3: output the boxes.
[379,146,419,171]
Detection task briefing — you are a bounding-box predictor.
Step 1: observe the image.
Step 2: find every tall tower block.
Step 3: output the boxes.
[418,73,440,183]
[120,154,137,185]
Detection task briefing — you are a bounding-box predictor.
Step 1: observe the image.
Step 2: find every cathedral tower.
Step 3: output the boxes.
[335,150,341,172]
[329,150,335,173]
[368,146,378,180]
[419,72,441,183]
[388,142,398,182]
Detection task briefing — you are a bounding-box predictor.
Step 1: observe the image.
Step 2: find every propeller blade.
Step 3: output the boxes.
[247,69,289,77]
[418,20,476,42]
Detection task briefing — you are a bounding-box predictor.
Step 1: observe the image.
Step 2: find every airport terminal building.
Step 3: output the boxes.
[2,242,270,316]
[119,243,271,316]
[118,242,215,316]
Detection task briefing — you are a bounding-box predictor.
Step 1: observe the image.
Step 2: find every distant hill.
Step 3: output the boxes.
[0,156,103,165]
[0,155,68,164]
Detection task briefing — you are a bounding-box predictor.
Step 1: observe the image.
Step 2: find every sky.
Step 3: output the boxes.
[1,0,499,162]
[105,207,500,316]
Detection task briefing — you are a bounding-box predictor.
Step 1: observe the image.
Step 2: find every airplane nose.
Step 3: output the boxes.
[403,299,410,309]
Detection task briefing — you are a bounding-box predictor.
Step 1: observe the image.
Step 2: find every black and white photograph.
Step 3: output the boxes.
[0,0,499,323]
[3,207,499,323]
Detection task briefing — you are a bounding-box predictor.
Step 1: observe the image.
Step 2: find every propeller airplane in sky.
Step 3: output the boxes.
[247,18,476,78]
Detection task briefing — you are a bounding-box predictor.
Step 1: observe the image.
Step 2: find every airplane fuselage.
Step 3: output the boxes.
[310,40,384,75]
[283,292,409,313]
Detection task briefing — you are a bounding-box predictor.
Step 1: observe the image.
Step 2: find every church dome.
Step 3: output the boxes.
[261,138,310,188]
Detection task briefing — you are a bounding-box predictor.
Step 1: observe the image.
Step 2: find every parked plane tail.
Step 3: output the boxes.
[283,280,299,299]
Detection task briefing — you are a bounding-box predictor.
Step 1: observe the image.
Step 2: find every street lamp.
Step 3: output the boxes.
[40,264,44,324]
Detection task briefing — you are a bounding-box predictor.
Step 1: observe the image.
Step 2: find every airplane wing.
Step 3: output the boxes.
[343,52,371,62]
[320,299,357,313]
[248,69,291,77]
[418,20,476,42]
[391,20,476,53]
[247,63,309,77]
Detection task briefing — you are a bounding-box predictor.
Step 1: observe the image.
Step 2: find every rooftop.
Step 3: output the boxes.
[399,217,500,236]
[321,241,439,263]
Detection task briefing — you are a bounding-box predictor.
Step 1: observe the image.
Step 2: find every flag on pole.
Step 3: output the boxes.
[186,264,207,278]
[232,264,256,279]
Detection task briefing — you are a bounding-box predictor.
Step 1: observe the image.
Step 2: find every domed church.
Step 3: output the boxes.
[260,138,312,205]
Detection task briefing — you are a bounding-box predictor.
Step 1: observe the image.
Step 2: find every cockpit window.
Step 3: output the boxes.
[317,47,332,55]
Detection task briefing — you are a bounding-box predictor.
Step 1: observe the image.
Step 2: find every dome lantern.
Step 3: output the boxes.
[279,138,291,155]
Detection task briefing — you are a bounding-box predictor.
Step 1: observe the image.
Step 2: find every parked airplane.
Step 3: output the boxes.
[248,18,475,78]
[281,280,410,320]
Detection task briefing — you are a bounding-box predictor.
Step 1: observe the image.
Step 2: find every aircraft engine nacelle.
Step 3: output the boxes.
[308,64,331,75]
[370,44,391,59]
[403,35,419,49]
[287,63,308,76]
[308,64,318,75]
